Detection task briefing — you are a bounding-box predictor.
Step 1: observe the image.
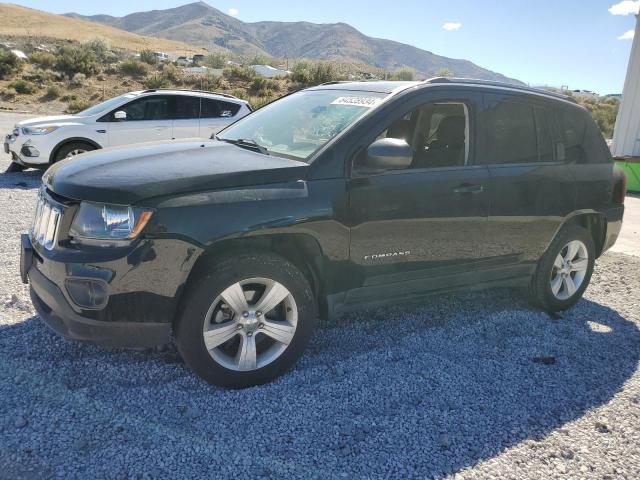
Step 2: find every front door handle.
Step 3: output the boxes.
[154,126,169,131]
[453,184,485,194]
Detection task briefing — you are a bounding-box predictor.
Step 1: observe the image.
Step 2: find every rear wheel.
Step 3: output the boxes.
[175,253,317,388]
[529,225,595,312]
[53,141,95,162]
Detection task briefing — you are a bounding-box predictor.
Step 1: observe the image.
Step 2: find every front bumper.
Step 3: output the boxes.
[4,133,52,166]
[21,233,198,348]
[29,266,171,348]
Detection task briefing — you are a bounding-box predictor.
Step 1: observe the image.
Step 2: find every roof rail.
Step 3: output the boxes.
[319,81,350,86]
[424,77,578,103]
[141,88,241,100]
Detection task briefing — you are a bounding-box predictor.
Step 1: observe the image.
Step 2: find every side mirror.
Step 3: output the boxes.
[362,138,413,170]
[114,110,127,121]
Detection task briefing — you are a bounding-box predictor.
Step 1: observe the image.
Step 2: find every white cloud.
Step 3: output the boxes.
[619,29,635,39]
[609,0,640,15]
[228,8,239,16]
[442,22,462,31]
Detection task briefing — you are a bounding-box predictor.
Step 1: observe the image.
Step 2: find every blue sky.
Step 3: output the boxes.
[12,0,640,94]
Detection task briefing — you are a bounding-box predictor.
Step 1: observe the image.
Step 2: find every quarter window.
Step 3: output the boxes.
[201,99,241,118]
[553,107,608,164]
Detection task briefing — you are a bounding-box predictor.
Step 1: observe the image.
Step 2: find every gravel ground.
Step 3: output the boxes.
[1,112,640,479]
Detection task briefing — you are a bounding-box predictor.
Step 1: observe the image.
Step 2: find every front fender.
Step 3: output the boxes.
[141,178,350,277]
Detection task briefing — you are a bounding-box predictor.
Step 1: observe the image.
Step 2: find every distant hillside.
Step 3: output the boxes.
[0,3,206,55]
[66,1,522,83]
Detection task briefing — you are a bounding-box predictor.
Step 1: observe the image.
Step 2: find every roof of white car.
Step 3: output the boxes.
[134,89,248,103]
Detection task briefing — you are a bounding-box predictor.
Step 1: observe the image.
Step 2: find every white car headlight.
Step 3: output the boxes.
[22,125,60,135]
[69,202,153,242]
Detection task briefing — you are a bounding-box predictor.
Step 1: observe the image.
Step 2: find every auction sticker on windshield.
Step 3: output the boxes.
[330,96,383,108]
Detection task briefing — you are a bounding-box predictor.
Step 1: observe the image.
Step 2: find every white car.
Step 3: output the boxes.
[4,89,252,172]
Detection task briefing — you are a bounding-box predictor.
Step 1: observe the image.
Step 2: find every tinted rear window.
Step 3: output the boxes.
[483,99,538,164]
[553,106,610,164]
[174,96,200,119]
[535,106,554,162]
[201,99,241,118]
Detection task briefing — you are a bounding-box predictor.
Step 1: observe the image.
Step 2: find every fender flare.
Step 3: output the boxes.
[545,210,607,257]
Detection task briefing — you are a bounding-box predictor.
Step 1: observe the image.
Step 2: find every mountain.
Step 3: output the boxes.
[66,2,263,57]
[66,2,521,83]
[0,3,206,55]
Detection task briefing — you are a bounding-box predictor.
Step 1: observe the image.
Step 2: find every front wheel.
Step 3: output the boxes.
[53,141,95,162]
[175,253,317,388]
[529,224,595,312]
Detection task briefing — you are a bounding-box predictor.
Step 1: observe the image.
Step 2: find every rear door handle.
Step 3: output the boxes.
[154,126,169,131]
[453,184,485,194]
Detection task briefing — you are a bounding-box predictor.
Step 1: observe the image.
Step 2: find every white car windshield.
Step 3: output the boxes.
[217,90,388,161]
[77,93,139,117]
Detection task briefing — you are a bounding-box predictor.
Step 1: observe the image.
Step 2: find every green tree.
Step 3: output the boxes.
[391,68,415,81]
[28,51,56,69]
[119,59,150,77]
[83,38,112,64]
[290,61,340,85]
[55,45,98,78]
[139,50,157,65]
[289,61,313,84]
[0,50,23,79]
[576,96,619,139]
[435,68,454,78]
[204,52,228,69]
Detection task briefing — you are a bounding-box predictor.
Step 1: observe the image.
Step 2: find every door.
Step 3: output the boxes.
[477,94,576,268]
[199,98,242,137]
[172,95,201,140]
[347,91,491,302]
[105,95,173,147]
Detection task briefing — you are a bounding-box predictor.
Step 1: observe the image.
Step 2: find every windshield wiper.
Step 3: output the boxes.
[216,137,269,156]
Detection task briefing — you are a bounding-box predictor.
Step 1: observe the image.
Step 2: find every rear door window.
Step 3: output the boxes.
[483,98,538,164]
[535,106,554,162]
[555,107,587,163]
[173,96,201,119]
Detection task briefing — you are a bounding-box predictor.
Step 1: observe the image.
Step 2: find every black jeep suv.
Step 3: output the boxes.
[21,79,626,388]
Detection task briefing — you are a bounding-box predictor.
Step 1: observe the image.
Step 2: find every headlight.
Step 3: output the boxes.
[22,125,60,135]
[69,202,153,241]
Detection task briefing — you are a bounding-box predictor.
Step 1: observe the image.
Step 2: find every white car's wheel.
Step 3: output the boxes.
[54,142,95,162]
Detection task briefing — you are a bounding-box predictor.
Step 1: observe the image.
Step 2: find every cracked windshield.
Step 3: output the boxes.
[218,90,387,160]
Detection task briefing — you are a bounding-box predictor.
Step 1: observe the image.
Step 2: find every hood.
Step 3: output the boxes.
[18,114,84,128]
[43,140,309,204]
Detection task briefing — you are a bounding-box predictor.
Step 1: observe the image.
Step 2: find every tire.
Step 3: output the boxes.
[175,252,317,388]
[53,141,95,162]
[529,224,595,312]
[5,161,25,173]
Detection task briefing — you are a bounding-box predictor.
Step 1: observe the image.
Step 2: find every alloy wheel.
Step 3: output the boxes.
[202,277,298,371]
[550,240,589,300]
[65,149,87,158]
